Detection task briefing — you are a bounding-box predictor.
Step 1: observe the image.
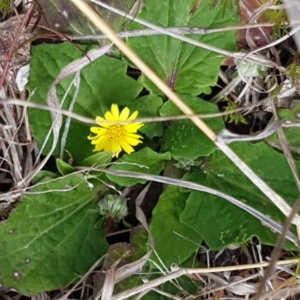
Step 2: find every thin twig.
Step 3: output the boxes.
[0,98,270,124]
[0,4,35,89]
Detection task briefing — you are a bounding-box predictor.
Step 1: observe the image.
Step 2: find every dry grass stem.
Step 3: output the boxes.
[69,21,300,41]
[0,97,274,124]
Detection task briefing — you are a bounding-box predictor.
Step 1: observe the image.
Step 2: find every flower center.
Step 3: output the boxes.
[107,125,125,141]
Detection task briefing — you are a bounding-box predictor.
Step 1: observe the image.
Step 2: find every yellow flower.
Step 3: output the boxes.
[88,104,144,158]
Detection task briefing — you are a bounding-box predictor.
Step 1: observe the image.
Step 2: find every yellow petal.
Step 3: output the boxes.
[123,136,142,146]
[88,131,99,140]
[113,142,122,153]
[90,127,107,135]
[104,142,121,158]
[128,110,138,121]
[96,116,110,128]
[111,104,120,120]
[94,137,109,152]
[124,123,144,133]
[88,105,144,157]
[91,135,107,144]
[119,107,130,121]
[97,128,107,136]
[90,126,100,133]
[103,142,112,151]
[104,111,114,121]
[112,150,121,158]
[125,132,143,140]
[87,134,96,140]
[119,140,134,154]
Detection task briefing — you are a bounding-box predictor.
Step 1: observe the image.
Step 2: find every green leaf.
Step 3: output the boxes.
[180,141,298,250]
[94,227,148,297]
[267,103,300,150]
[80,152,112,180]
[56,158,75,175]
[112,227,148,293]
[81,151,112,167]
[27,42,142,163]
[106,147,171,186]
[31,170,59,185]
[0,0,10,14]
[130,226,148,260]
[126,0,238,95]
[150,185,202,266]
[130,95,164,139]
[38,0,139,35]
[160,95,224,159]
[94,243,135,297]
[0,173,108,295]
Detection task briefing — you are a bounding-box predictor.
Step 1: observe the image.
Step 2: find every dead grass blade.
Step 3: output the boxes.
[135,183,154,247]
[115,251,151,284]
[94,251,152,300]
[101,267,115,300]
